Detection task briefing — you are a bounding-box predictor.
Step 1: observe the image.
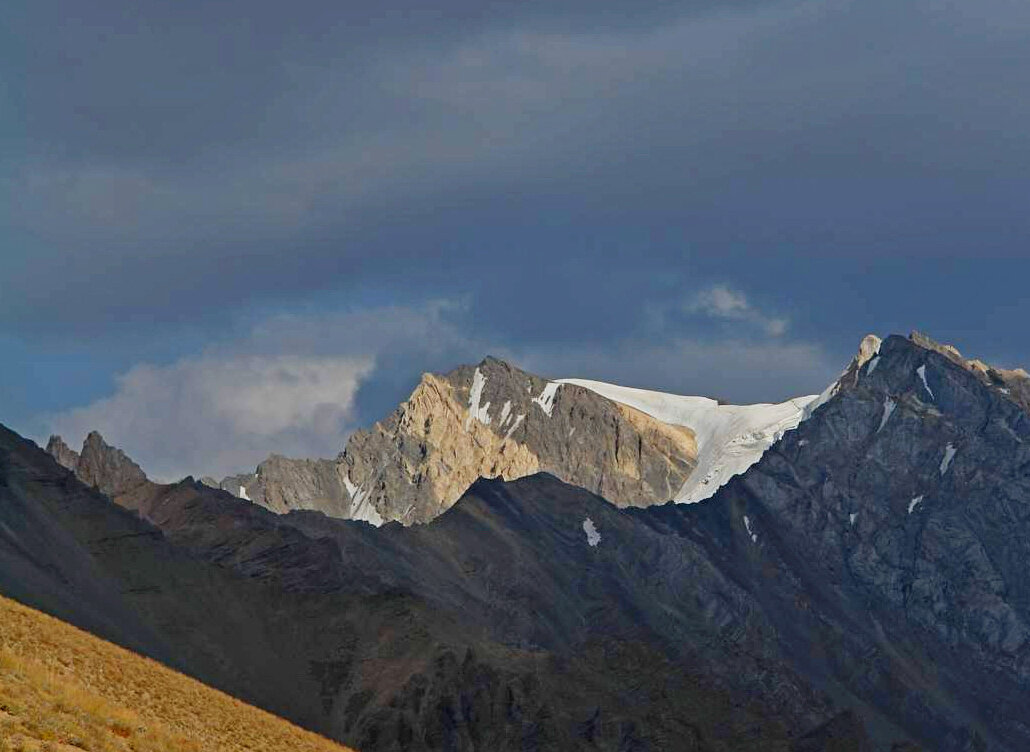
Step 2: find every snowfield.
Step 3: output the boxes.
[558,378,818,503]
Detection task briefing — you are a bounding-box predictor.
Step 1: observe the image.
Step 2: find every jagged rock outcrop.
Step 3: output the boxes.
[47,430,151,498]
[45,434,80,471]
[686,330,1030,750]
[909,329,1030,412]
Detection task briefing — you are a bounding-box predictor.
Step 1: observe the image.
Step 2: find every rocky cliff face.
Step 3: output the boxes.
[45,434,80,471]
[216,455,352,518]
[207,357,701,524]
[46,430,151,499]
[214,356,813,526]
[336,356,699,524]
[679,330,1030,750]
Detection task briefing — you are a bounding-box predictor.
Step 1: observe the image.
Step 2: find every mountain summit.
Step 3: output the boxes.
[201,356,815,525]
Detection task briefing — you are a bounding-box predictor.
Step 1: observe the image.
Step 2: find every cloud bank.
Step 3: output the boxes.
[49,355,373,482]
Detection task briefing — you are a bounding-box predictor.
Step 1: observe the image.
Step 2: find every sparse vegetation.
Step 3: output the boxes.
[0,595,354,752]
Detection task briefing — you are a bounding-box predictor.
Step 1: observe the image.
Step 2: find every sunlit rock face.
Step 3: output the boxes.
[334,356,699,524]
[211,356,701,525]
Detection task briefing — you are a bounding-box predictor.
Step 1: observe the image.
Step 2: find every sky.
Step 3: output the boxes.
[2,0,1029,480]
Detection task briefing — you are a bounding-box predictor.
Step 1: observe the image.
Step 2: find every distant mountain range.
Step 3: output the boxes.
[3,332,1030,750]
[48,356,817,525]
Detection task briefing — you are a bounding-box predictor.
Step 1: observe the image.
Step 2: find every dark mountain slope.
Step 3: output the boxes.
[0,424,364,732]
[636,332,1030,750]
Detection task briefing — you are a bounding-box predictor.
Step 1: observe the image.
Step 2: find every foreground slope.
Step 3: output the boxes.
[0,594,353,752]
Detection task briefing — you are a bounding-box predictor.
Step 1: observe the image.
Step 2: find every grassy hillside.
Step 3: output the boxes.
[0,595,354,752]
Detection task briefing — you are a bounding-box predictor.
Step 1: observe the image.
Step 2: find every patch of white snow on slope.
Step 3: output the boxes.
[908,495,924,514]
[849,512,858,526]
[465,367,492,430]
[583,518,601,547]
[350,495,384,526]
[498,400,512,427]
[558,378,817,504]
[342,475,358,497]
[917,365,935,401]
[342,476,383,526]
[878,397,896,432]
[238,485,251,501]
[532,382,561,417]
[504,414,525,440]
[743,515,758,543]
[940,443,957,475]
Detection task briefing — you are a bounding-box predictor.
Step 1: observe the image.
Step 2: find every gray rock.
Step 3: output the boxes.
[46,430,150,498]
[45,434,80,471]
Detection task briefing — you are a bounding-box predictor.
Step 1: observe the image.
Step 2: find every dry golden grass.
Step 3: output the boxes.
[0,595,355,752]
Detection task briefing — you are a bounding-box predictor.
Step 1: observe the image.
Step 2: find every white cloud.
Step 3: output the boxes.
[686,284,789,337]
[49,355,373,483]
[44,299,494,482]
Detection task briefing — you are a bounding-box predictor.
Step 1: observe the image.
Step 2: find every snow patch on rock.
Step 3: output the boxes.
[532,382,561,417]
[583,517,601,547]
[342,475,358,497]
[878,397,896,433]
[238,485,251,501]
[465,368,492,429]
[940,444,957,475]
[350,494,384,526]
[917,365,935,401]
[342,477,383,526]
[743,514,758,543]
[908,495,924,514]
[504,414,525,440]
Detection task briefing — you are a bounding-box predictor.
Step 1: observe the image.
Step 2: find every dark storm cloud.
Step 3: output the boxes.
[7,0,1030,338]
[3,0,1030,464]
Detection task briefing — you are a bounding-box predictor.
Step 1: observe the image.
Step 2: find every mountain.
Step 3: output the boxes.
[46,429,150,499]
[8,330,1030,750]
[198,356,814,524]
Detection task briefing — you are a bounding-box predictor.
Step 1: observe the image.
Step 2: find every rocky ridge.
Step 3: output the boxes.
[207,356,814,525]
[47,430,151,499]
